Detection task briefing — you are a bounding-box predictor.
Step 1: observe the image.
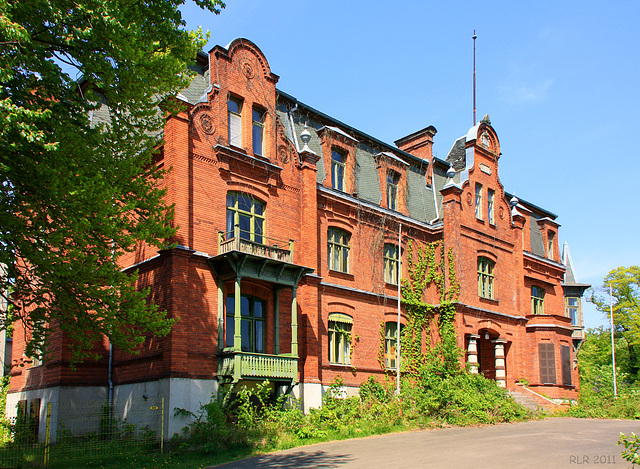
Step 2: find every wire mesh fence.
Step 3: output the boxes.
[0,397,164,468]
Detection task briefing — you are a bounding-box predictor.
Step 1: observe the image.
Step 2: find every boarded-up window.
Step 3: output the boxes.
[538,343,557,384]
[561,345,572,386]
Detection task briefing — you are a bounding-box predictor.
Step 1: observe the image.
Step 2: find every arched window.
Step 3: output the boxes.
[226,192,265,244]
[477,257,495,299]
[532,286,545,315]
[328,228,350,273]
[328,313,353,365]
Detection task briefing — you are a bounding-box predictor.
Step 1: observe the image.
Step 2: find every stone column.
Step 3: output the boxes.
[467,334,480,374]
[493,339,507,388]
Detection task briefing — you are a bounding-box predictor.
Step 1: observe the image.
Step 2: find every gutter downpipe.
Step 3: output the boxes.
[396,223,402,395]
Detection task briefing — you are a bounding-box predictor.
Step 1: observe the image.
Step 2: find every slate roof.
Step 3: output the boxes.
[275,91,444,224]
[445,137,466,171]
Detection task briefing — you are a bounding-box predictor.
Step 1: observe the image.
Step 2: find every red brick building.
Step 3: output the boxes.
[7,38,587,437]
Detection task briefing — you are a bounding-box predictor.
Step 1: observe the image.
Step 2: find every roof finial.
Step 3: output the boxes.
[300,124,314,154]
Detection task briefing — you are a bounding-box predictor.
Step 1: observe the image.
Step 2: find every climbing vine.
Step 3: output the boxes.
[381,239,462,377]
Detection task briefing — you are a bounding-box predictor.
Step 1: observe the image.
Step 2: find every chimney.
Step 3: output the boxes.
[394,126,437,160]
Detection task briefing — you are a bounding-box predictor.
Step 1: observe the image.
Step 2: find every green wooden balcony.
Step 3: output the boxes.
[218,352,298,384]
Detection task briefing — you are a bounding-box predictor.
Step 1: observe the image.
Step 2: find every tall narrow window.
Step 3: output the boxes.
[475,183,483,220]
[561,345,572,386]
[566,297,579,326]
[228,96,243,148]
[387,171,400,210]
[226,294,265,353]
[538,343,557,384]
[547,231,555,260]
[532,286,545,314]
[328,313,352,365]
[477,257,494,299]
[331,149,346,191]
[383,243,399,284]
[328,228,350,273]
[487,189,495,225]
[226,193,265,244]
[384,322,404,369]
[252,107,266,155]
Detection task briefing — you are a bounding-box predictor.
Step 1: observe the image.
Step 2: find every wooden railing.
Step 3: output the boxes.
[218,226,293,263]
[219,352,298,382]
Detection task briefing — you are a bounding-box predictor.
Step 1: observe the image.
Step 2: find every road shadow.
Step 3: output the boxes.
[213,449,353,468]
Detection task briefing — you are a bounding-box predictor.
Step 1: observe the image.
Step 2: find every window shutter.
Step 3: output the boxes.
[538,343,557,384]
[561,345,572,386]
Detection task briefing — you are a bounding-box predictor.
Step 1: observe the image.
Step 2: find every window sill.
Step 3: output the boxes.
[328,270,354,281]
[326,362,353,369]
[479,296,499,305]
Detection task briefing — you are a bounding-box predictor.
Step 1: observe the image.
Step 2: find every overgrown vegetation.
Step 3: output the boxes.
[565,266,640,419]
[168,240,530,463]
[566,327,640,419]
[0,240,530,467]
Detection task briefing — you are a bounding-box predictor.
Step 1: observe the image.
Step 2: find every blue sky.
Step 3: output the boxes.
[181,0,640,329]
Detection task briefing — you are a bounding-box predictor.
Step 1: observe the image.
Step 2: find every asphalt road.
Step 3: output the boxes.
[211,418,640,469]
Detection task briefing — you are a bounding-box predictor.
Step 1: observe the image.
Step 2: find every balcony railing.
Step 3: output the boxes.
[218,227,293,263]
[219,352,298,383]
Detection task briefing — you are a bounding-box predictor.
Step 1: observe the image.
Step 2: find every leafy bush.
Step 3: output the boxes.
[619,431,640,465]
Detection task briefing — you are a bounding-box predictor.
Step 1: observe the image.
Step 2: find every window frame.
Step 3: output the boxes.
[227,95,243,148]
[331,149,346,191]
[531,285,545,315]
[384,321,404,370]
[547,231,555,260]
[328,313,353,365]
[386,170,400,210]
[487,188,495,225]
[252,106,266,156]
[566,296,579,326]
[475,183,483,220]
[383,243,399,285]
[226,294,266,353]
[226,192,265,244]
[328,227,350,273]
[477,257,495,299]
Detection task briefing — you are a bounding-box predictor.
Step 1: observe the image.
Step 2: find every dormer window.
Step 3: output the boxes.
[387,171,400,210]
[252,106,266,155]
[331,149,346,191]
[547,231,555,260]
[228,96,243,148]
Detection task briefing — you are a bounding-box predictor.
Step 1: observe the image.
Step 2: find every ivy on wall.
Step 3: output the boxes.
[382,240,462,376]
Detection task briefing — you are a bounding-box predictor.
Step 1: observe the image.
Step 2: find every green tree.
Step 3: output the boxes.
[0,0,224,362]
[589,266,640,383]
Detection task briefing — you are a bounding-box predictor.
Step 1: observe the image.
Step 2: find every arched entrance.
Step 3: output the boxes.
[466,329,508,388]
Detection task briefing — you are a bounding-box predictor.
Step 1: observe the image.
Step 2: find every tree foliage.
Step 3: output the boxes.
[588,266,640,381]
[0,0,224,361]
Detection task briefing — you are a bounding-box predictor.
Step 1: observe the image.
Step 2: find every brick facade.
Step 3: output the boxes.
[8,38,586,431]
